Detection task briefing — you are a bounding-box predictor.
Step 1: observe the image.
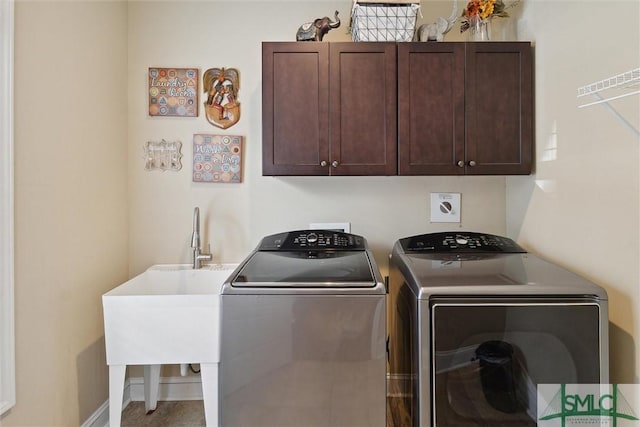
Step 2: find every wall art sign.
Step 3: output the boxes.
[203,67,240,129]
[144,140,182,172]
[148,67,199,117]
[193,134,243,183]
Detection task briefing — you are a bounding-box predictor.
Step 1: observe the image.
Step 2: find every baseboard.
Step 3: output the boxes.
[81,376,201,426]
[81,379,133,427]
[129,375,204,401]
[81,400,109,427]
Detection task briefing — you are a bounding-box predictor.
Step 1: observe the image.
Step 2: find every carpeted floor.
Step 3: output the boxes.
[121,400,205,426]
[121,396,409,426]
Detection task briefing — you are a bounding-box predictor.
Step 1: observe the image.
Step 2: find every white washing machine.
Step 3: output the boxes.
[388,231,609,427]
[220,230,387,426]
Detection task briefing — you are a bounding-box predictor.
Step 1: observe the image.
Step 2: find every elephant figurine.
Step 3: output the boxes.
[296,10,341,42]
[417,0,458,42]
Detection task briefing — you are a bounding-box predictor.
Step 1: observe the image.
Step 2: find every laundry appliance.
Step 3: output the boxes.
[388,231,609,427]
[220,230,386,426]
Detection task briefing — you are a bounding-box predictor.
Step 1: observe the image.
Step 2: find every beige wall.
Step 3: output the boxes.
[507,1,640,383]
[5,1,129,425]
[4,0,638,425]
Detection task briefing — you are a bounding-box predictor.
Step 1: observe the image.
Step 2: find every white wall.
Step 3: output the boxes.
[507,0,640,382]
[126,0,509,379]
[127,0,508,277]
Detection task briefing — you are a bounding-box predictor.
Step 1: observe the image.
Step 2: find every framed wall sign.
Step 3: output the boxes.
[193,134,243,183]
[148,67,198,117]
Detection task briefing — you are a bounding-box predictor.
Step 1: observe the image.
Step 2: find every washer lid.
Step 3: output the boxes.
[231,250,376,287]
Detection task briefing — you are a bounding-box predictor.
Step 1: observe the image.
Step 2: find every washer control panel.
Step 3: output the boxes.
[401,232,526,253]
[259,230,366,251]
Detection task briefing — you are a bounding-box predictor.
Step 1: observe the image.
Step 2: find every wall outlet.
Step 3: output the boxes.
[430,193,461,223]
[309,222,351,233]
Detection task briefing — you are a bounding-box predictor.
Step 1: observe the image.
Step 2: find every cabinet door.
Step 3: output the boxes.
[262,42,330,175]
[329,42,397,175]
[465,42,533,175]
[398,43,465,175]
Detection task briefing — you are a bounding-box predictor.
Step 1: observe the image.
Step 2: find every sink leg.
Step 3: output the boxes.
[108,365,126,427]
[201,363,219,426]
[144,364,161,413]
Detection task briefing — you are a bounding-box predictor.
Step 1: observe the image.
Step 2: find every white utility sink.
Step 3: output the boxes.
[103,263,239,427]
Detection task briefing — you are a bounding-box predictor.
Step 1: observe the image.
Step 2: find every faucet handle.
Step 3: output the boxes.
[199,243,213,261]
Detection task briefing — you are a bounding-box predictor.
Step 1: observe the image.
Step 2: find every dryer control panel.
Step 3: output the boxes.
[258,230,367,251]
[401,232,526,253]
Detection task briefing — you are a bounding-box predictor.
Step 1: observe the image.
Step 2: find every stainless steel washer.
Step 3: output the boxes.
[388,231,609,427]
[220,230,386,427]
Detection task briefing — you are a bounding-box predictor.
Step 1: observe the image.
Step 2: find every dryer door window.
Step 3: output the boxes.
[430,300,602,427]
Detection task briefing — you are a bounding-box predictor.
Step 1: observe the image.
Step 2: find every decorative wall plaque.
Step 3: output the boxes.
[203,68,240,129]
[148,67,199,117]
[144,140,182,172]
[193,134,243,183]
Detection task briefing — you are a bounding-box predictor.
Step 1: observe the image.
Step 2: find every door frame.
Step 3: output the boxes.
[0,0,15,415]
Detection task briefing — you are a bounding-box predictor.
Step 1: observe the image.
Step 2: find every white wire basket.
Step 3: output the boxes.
[350,1,420,42]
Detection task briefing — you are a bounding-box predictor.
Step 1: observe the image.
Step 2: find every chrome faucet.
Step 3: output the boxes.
[191,207,212,269]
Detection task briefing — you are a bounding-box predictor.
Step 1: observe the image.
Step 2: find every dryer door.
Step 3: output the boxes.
[430,298,604,426]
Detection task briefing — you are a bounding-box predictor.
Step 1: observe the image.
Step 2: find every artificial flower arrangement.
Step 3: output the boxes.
[460,0,511,33]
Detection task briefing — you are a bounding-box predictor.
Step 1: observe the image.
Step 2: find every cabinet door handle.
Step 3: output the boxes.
[457,160,465,168]
[320,160,328,167]
[331,160,339,168]
[468,160,477,167]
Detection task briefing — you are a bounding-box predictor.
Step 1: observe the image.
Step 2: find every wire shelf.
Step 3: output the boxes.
[576,68,640,136]
[577,68,640,98]
[577,68,640,109]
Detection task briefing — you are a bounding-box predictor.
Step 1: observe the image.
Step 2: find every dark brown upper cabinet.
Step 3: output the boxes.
[262,42,397,176]
[398,42,533,175]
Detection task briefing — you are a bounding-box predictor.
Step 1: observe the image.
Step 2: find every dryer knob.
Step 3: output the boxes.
[455,237,469,245]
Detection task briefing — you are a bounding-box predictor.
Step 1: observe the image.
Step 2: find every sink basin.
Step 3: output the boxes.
[149,263,237,271]
[102,262,240,365]
[105,263,239,297]
[102,262,239,427]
